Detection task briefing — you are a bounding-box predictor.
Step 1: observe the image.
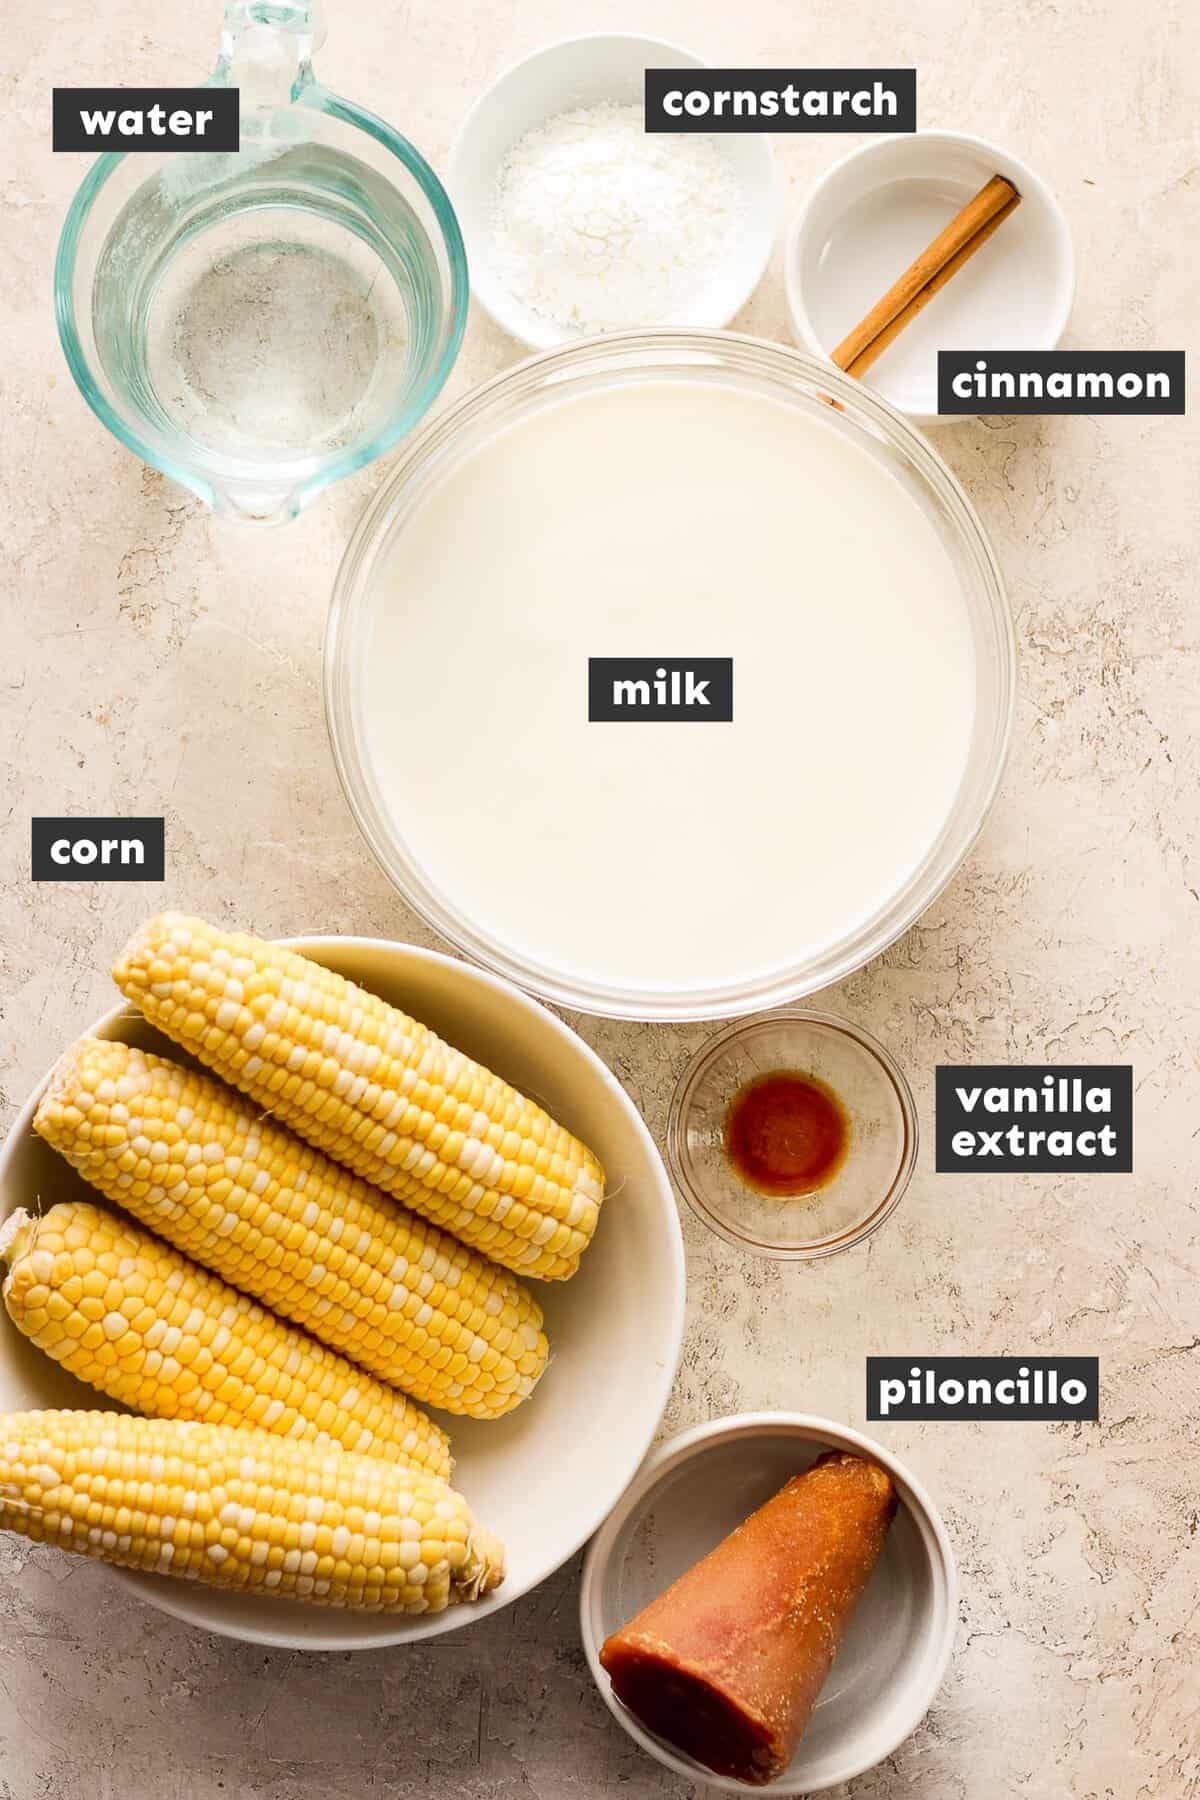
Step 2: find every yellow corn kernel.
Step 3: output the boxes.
[34,1039,548,1419]
[112,914,605,1279]
[0,1203,450,1480]
[0,1412,503,1613]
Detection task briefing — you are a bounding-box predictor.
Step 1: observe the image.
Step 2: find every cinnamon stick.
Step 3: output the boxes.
[831,173,1020,379]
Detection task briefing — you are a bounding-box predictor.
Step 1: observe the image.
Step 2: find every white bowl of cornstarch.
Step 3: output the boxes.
[449,35,778,349]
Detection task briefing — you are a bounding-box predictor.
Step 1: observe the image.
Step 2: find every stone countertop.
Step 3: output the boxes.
[2,2,1197,1796]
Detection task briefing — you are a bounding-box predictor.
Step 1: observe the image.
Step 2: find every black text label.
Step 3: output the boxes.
[935,1065,1132,1173]
[32,818,166,881]
[645,69,916,133]
[867,1357,1099,1422]
[53,88,239,152]
[939,351,1184,416]
[588,659,733,722]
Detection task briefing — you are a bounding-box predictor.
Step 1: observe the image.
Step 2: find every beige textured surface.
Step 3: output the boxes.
[2,1,1198,1796]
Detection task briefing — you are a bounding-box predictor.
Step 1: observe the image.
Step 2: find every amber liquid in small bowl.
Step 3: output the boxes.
[724,1072,850,1198]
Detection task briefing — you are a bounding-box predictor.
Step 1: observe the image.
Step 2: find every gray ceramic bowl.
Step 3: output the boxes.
[580,1413,957,1793]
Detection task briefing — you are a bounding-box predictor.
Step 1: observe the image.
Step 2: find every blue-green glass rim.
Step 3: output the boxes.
[53,85,469,514]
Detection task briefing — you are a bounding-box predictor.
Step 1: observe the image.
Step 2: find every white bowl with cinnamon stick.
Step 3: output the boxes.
[786,130,1075,425]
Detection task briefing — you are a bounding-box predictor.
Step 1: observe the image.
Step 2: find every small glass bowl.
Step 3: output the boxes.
[666,1011,917,1260]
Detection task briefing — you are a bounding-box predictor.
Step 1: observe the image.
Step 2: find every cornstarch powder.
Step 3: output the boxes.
[489,102,745,335]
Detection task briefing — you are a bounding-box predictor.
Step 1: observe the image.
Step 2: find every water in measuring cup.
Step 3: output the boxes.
[91,140,443,467]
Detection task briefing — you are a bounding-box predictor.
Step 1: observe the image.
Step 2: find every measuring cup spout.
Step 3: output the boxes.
[213,481,307,527]
[217,1,327,108]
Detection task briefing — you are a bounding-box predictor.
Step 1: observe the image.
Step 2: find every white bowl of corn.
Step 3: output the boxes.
[0,918,686,1648]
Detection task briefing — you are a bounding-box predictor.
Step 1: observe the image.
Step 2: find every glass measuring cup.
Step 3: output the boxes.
[55,1,467,523]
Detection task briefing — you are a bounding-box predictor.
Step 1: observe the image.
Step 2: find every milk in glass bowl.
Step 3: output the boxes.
[325,332,1014,1021]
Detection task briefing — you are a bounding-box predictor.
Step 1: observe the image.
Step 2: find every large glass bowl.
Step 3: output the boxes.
[325,331,1015,1021]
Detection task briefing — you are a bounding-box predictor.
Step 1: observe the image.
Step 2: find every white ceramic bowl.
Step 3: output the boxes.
[581,1413,957,1793]
[448,34,778,348]
[786,130,1075,425]
[0,936,686,1648]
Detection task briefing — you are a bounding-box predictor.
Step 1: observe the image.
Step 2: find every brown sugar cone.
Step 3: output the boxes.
[599,1452,897,1785]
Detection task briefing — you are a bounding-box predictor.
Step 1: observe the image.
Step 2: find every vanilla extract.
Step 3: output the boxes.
[954,1075,1114,1115]
[950,1122,1119,1159]
[937,1067,1131,1171]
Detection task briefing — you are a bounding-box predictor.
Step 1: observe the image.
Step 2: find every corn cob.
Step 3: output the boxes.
[34,1038,547,1420]
[0,1203,451,1480]
[113,914,605,1280]
[0,1411,503,1612]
